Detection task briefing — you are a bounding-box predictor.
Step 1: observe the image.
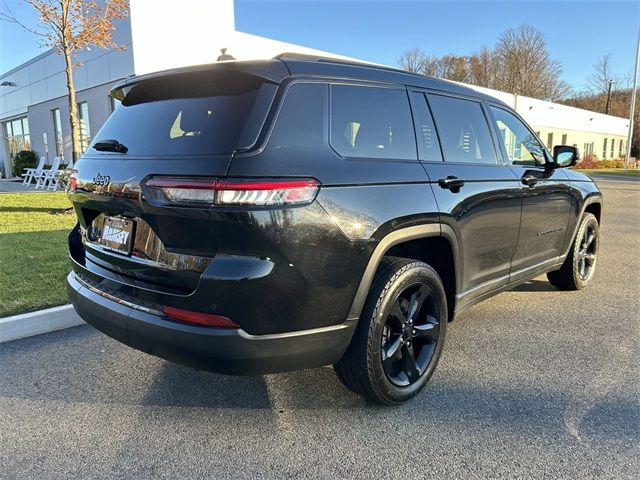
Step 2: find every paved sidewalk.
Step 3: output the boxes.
[0,178,48,193]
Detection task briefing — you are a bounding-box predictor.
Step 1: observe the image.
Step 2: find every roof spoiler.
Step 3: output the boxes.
[111,60,290,93]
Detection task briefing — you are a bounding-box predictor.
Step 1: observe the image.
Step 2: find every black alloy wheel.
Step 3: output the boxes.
[547,212,599,290]
[576,223,597,281]
[334,257,447,405]
[381,282,441,387]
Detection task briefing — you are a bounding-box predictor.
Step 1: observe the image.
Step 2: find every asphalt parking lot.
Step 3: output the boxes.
[1,177,638,479]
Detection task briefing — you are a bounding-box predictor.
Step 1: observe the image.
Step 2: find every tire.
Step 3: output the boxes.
[547,213,599,290]
[334,257,447,405]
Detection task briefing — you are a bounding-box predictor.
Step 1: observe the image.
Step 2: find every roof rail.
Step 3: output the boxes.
[273,52,422,77]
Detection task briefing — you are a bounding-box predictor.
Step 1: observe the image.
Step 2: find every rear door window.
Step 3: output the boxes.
[411,92,443,162]
[427,94,498,165]
[91,71,277,156]
[330,85,416,160]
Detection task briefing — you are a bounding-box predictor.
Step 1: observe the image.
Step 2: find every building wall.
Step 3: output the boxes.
[467,84,630,160]
[0,16,133,176]
[27,81,116,166]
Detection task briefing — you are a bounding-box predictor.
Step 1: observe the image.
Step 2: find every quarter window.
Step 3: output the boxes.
[330,85,416,160]
[490,106,545,166]
[427,94,497,164]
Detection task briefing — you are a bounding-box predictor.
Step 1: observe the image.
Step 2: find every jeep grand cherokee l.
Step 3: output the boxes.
[67,54,602,404]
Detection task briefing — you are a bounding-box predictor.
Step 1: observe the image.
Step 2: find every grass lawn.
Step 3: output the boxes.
[576,169,640,178]
[0,192,76,317]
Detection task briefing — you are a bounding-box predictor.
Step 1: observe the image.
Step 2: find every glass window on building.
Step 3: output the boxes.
[3,117,31,162]
[619,140,624,156]
[602,138,608,159]
[611,139,615,158]
[546,132,553,150]
[52,108,63,157]
[561,133,567,145]
[77,102,91,153]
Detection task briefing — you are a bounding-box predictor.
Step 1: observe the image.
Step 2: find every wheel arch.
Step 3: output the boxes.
[347,224,460,322]
[584,201,602,223]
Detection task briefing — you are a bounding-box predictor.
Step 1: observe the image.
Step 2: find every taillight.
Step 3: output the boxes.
[69,169,78,193]
[162,306,239,328]
[144,177,320,207]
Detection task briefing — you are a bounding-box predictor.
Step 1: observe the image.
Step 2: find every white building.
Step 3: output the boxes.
[0,0,630,177]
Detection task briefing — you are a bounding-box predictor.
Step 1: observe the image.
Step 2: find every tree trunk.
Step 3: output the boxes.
[63,47,81,164]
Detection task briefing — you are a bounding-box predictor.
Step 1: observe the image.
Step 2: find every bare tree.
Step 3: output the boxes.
[588,54,616,96]
[1,0,129,163]
[398,48,428,73]
[468,46,498,89]
[437,54,470,83]
[397,26,568,100]
[493,25,567,100]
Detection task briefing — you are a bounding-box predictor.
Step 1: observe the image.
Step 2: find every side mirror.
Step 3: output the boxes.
[552,145,579,168]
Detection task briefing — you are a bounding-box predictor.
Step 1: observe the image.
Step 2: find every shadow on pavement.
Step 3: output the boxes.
[1,322,638,448]
[511,279,559,292]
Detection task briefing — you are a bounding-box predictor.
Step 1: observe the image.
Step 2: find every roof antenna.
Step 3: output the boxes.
[217,48,236,61]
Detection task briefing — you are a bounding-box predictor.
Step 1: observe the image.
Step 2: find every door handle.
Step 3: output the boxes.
[521,174,539,188]
[438,176,465,192]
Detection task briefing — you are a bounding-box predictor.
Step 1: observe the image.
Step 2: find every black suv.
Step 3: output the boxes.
[67,54,602,404]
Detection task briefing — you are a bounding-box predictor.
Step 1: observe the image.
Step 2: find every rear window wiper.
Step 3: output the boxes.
[93,139,128,153]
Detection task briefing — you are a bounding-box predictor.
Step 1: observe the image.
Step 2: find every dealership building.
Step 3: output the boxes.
[0,0,630,177]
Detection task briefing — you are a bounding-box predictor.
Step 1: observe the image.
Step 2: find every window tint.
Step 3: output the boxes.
[269,82,326,151]
[92,71,276,156]
[330,85,416,160]
[490,106,545,166]
[427,94,497,164]
[411,92,442,162]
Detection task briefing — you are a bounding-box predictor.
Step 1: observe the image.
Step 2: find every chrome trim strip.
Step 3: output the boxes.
[75,275,163,316]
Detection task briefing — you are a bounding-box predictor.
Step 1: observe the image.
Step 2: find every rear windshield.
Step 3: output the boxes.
[92,71,277,156]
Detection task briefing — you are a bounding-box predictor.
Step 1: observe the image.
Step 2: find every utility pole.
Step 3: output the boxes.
[605,79,614,115]
[625,28,640,171]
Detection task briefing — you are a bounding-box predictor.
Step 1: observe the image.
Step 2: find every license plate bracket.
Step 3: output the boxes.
[98,216,135,255]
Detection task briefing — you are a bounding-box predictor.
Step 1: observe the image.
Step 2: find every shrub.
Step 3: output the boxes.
[56,168,73,192]
[576,156,625,169]
[600,159,625,169]
[12,150,38,176]
[575,155,599,169]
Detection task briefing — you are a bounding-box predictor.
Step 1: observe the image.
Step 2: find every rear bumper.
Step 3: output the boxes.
[67,271,356,375]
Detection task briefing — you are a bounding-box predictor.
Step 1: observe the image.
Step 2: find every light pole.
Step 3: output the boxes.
[625,28,640,172]
[605,79,614,115]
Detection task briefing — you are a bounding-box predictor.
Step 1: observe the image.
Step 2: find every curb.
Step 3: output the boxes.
[0,304,85,344]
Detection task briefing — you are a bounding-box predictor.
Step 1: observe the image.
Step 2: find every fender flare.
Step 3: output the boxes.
[347,224,460,320]
[560,193,603,260]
